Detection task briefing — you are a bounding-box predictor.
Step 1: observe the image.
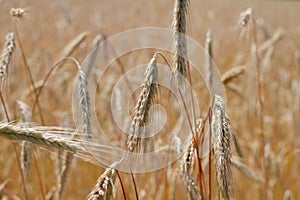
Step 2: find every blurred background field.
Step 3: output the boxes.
[0,0,299,199]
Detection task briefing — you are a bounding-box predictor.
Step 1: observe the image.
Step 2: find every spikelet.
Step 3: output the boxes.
[172,0,190,82]
[78,70,91,138]
[181,139,195,171]
[127,54,158,153]
[211,94,233,200]
[17,101,32,179]
[87,163,117,200]
[0,32,15,86]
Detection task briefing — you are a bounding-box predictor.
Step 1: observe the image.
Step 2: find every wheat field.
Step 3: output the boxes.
[0,0,299,199]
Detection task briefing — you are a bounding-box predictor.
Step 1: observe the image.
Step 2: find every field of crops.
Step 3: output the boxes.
[0,0,299,199]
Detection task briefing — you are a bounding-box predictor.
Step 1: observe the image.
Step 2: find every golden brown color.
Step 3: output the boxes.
[0,0,299,199]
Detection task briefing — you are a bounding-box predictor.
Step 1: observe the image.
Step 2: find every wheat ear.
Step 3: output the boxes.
[60,31,89,59]
[259,28,286,53]
[231,156,263,183]
[181,139,200,200]
[212,94,233,200]
[78,70,91,138]
[172,0,189,82]
[222,66,245,84]
[87,163,117,200]
[17,101,32,179]
[0,32,15,86]
[0,123,84,152]
[56,152,74,199]
[180,119,202,200]
[127,54,158,153]
[205,29,213,89]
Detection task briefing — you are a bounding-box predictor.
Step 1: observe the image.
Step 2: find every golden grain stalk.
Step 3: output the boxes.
[212,95,233,200]
[172,0,189,82]
[127,54,158,153]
